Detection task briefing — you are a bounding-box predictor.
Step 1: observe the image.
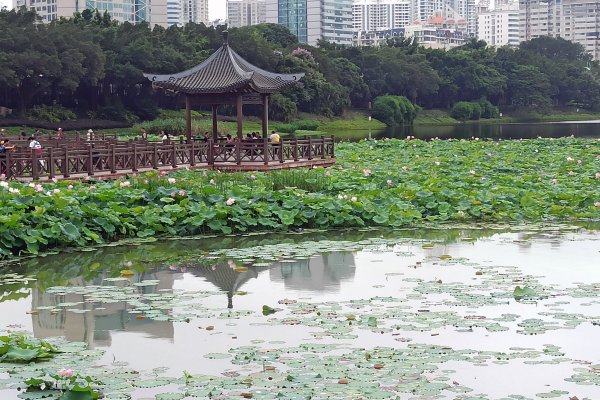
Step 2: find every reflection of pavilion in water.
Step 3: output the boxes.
[32,269,181,348]
[269,252,356,292]
[190,262,268,309]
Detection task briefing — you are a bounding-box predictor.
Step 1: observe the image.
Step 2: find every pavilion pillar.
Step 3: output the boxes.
[185,95,192,143]
[262,94,269,139]
[212,105,218,141]
[236,95,243,140]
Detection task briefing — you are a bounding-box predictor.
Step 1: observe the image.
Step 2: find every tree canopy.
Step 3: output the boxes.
[2,8,600,122]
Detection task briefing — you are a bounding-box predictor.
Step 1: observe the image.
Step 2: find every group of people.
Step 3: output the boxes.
[196,131,281,144]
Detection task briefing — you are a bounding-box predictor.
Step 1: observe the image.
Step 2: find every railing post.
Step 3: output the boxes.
[293,139,299,161]
[87,146,94,176]
[110,145,117,173]
[263,138,269,165]
[4,151,12,180]
[152,143,158,169]
[307,136,313,160]
[48,147,55,179]
[32,149,39,181]
[132,143,138,172]
[171,143,177,168]
[190,141,196,167]
[208,140,214,165]
[279,139,284,164]
[321,136,326,159]
[63,146,70,178]
[76,131,80,141]
[330,135,335,158]
[236,141,241,165]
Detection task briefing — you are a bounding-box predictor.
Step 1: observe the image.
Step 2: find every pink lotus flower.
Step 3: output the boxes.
[35,184,43,192]
[595,202,600,207]
[210,179,215,186]
[363,169,372,177]
[160,171,168,176]
[552,179,558,184]
[250,175,256,180]
[171,192,177,197]
[351,196,357,202]
[595,172,600,179]
[386,179,393,186]
[67,185,73,190]
[457,211,465,217]
[469,170,476,175]
[567,157,574,162]
[178,190,185,196]
[434,161,440,166]
[226,198,236,206]
[120,181,130,188]
[57,368,74,378]
[51,177,58,183]
[0,174,5,180]
[167,178,176,184]
[53,188,60,194]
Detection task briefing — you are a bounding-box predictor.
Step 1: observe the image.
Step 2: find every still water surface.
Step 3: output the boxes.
[330,120,600,141]
[0,227,599,399]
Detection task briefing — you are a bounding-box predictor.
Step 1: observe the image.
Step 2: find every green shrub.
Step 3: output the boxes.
[27,105,76,123]
[478,99,500,119]
[372,95,417,126]
[470,103,482,120]
[450,102,473,121]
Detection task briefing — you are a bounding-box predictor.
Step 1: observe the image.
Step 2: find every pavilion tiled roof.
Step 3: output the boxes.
[143,32,304,95]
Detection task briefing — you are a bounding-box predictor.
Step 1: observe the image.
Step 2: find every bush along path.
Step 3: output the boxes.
[1,138,599,259]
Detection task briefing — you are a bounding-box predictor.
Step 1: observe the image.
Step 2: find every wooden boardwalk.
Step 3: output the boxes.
[0,137,335,181]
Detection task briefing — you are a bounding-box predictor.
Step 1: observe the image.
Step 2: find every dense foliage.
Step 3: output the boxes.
[371,95,418,126]
[1,9,600,122]
[1,138,598,259]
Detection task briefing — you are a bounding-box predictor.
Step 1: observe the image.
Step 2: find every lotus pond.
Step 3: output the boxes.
[0,225,599,399]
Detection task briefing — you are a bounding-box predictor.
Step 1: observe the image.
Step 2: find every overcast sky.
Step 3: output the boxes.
[1,0,228,20]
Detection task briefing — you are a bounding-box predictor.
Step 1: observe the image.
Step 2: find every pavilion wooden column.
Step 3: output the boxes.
[262,94,269,139]
[212,105,218,141]
[236,95,243,140]
[185,95,192,142]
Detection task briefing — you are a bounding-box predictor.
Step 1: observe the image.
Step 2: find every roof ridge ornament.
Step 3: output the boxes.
[223,30,229,46]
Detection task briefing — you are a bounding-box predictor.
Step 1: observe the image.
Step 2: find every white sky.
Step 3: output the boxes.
[0,0,228,20]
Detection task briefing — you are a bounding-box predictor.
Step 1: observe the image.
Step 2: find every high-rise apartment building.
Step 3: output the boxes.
[181,0,209,25]
[520,0,600,59]
[477,0,520,47]
[166,0,181,25]
[227,0,267,27]
[352,0,412,32]
[412,0,444,24]
[265,0,354,45]
[14,0,168,25]
[447,0,475,35]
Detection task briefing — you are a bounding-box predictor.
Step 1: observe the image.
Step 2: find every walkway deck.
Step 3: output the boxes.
[0,137,335,181]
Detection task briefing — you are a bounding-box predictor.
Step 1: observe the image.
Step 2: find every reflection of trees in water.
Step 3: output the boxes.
[269,252,356,292]
[32,269,179,348]
[189,262,268,309]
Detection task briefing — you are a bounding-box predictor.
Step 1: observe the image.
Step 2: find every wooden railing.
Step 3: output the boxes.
[0,137,335,180]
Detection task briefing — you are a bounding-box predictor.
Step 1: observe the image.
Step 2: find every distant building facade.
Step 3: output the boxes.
[227,0,266,27]
[519,0,600,59]
[181,0,209,25]
[352,0,412,32]
[265,0,354,45]
[477,0,520,47]
[14,0,168,25]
